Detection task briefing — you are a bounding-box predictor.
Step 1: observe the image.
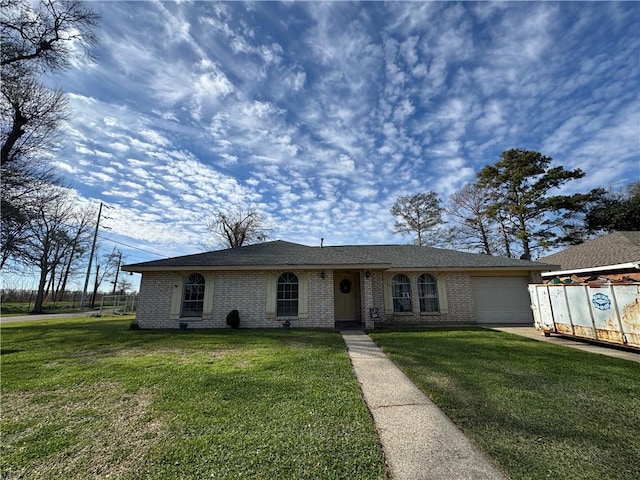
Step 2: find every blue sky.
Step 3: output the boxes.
[47,1,639,275]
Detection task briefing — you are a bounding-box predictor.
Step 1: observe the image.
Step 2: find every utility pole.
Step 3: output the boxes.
[80,202,109,309]
[111,251,122,295]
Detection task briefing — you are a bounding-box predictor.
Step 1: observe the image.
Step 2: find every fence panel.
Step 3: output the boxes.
[99,295,138,315]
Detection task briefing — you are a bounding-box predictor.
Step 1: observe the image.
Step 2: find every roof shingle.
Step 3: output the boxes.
[123,240,554,272]
[539,231,640,270]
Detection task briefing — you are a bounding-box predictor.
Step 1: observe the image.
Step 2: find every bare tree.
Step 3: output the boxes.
[1,174,64,269]
[1,0,99,72]
[1,0,97,165]
[90,248,123,308]
[1,73,69,166]
[390,192,444,246]
[207,206,271,249]
[53,207,94,300]
[18,188,92,312]
[116,277,132,295]
[447,183,502,255]
[0,0,99,271]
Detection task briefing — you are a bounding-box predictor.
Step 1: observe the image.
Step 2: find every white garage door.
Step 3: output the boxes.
[471,277,533,325]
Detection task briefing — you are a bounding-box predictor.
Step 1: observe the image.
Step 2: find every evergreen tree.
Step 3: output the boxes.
[586,182,640,232]
[477,148,602,257]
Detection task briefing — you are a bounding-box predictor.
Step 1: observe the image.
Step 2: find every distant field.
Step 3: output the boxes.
[0,301,82,316]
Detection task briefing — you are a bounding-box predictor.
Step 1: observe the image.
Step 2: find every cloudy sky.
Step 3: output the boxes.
[48,1,639,272]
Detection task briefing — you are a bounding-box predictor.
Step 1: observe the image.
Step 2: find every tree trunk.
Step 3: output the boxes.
[45,266,55,299]
[518,214,531,258]
[32,263,49,313]
[57,247,76,301]
[479,223,492,255]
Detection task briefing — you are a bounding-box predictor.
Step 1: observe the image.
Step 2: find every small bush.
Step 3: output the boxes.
[128,321,141,330]
[226,309,240,329]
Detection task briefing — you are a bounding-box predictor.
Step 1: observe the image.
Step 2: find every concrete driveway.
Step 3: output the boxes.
[490,326,639,363]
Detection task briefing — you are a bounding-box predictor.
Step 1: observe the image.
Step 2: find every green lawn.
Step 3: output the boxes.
[369,327,640,480]
[1,317,386,480]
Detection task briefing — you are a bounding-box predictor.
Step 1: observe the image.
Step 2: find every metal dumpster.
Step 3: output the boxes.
[529,283,640,349]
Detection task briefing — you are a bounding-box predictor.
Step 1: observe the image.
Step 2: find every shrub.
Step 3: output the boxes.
[226,309,240,329]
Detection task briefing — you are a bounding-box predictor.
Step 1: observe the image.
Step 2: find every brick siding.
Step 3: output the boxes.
[135,269,530,329]
[136,270,335,329]
[375,271,476,326]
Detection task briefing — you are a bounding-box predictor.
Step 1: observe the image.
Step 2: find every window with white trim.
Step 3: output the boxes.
[181,273,205,317]
[392,274,412,313]
[277,272,298,317]
[418,273,439,313]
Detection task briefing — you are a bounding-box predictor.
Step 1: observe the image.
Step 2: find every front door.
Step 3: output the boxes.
[334,272,361,322]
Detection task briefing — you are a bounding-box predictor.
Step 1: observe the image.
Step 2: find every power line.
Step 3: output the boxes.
[16,205,168,259]
[97,233,165,257]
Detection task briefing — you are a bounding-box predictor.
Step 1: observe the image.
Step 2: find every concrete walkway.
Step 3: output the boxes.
[490,326,640,364]
[341,330,507,480]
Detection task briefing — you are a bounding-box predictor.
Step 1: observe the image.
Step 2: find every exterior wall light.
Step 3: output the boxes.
[320,271,326,279]
[365,270,371,278]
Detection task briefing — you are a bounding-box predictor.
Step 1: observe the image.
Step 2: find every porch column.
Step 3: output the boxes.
[361,270,375,329]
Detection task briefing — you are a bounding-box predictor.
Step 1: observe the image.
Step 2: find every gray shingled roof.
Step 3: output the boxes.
[123,241,387,270]
[539,231,640,270]
[123,240,553,272]
[327,244,552,269]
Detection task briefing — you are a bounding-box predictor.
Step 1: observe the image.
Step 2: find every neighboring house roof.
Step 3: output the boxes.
[539,231,640,274]
[122,240,554,272]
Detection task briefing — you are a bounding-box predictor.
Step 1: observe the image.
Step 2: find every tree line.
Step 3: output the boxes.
[0,0,111,312]
[214,149,637,258]
[390,149,639,258]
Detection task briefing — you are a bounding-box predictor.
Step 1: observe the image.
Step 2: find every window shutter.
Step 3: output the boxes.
[437,274,449,313]
[383,274,393,314]
[298,272,308,319]
[202,273,215,319]
[170,274,183,320]
[265,272,276,319]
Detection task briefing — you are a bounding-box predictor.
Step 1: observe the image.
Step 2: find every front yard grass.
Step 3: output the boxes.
[369,327,640,480]
[1,317,386,479]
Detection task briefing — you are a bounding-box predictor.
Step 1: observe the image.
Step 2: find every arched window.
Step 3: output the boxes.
[392,274,412,313]
[182,273,205,317]
[418,274,438,313]
[277,272,298,317]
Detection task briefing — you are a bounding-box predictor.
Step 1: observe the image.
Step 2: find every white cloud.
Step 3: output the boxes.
[41,0,637,263]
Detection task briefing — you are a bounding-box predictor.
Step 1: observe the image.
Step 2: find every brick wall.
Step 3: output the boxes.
[308,270,335,328]
[136,269,335,329]
[212,271,268,328]
[440,272,476,323]
[136,272,174,328]
[136,268,536,329]
[529,271,543,284]
[373,271,476,326]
